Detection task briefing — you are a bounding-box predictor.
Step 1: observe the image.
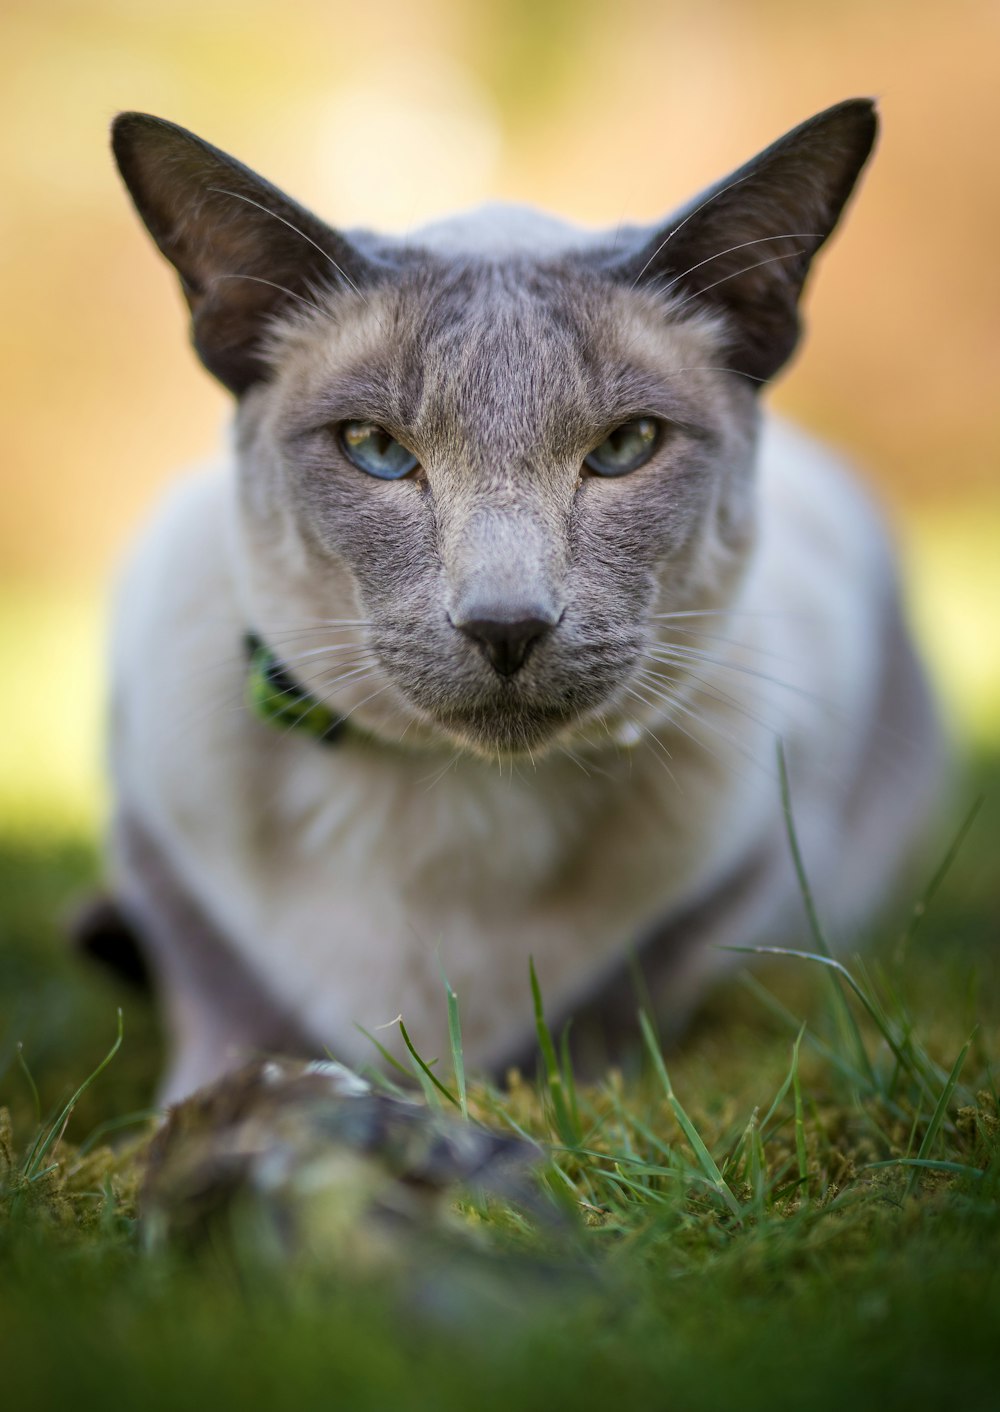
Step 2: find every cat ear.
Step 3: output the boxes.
[610,99,878,384]
[112,113,379,395]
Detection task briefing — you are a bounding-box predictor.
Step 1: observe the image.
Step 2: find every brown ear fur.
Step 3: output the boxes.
[112,113,378,394]
[612,99,878,384]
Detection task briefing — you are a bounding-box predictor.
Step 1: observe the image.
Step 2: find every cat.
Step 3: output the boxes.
[107,98,943,1104]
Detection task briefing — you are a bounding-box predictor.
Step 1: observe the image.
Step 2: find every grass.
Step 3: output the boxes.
[2,519,999,1409]
[2,751,1000,1410]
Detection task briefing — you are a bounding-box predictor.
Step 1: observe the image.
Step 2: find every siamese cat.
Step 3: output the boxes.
[108,99,942,1104]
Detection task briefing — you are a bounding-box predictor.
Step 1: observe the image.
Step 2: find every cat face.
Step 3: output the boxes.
[112,101,876,756]
[232,258,753,755]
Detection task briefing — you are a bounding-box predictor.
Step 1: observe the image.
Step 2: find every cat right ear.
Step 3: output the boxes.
[111,113,378,395]
[607,99,878,385]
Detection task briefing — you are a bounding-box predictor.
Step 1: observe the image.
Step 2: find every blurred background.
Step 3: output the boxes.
[0,0,997,1038]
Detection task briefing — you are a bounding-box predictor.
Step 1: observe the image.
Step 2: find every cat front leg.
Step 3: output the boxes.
[111,811,319,1106]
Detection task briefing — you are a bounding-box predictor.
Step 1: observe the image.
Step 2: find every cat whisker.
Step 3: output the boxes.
[652,608,813,621]
[623,681,729,780]
[616,689,681,790]
[628,674,773,782]
[627,171,756,289]
[281,655,379,695]
[651,622,800,664]
[206,187,374,313]
[557,744,593,778]
[666,250,813,318]
[258,618,373,634]
[654,233,824,301]
[597,713,638,773]
[161,636,373,694]
[617,247,816,367]
[645,643,826,708]
[265,641,375,668]
[628,365,769,384]
[212,273,327,319]
[299,674,394,738]
[263,660,380,744]
[637,662,785,739]
[420,747,465,793]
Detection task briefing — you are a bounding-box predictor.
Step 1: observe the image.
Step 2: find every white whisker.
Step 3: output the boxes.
[627,171,756,289]
[207,186,371,307]
[637,662,783,739]
[212,272,326,318]
[616,690,680,790]
[645,642,824,707]
[651,233,823,301]
[629,674,773,782]
[667,250,811,318]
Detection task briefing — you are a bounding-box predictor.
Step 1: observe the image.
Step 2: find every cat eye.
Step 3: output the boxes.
[339,421,419,480]
[584,417,661,478]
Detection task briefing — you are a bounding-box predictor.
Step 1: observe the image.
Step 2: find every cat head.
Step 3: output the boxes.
[112,100,876,757]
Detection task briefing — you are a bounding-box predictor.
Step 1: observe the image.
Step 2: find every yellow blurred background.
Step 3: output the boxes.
[1,0,998,830]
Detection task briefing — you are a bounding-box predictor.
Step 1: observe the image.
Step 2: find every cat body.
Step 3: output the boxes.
[109,101,942,1102]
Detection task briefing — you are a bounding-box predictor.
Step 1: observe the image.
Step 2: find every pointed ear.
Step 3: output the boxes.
[610,99,878,385]
[111,113,379,395]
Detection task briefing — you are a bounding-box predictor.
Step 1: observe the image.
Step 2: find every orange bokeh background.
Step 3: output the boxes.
[1,0,997,583]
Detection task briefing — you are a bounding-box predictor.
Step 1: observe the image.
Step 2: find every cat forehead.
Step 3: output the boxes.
[267,259,727,448]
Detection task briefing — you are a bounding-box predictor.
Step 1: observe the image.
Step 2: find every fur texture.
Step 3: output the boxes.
[108,100,943,1102]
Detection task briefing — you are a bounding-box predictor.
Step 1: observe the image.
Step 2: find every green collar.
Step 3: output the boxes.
[244,633,349,745]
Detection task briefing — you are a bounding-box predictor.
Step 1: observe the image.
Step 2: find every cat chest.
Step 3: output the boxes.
[153,730,751,1065]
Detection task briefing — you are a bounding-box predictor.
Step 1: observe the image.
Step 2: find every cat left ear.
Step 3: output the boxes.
[112,113,380,395]
[609,99,878,385]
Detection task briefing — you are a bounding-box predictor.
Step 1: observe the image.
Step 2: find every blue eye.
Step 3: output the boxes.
[584,417,660,477]
[339,421,419,480]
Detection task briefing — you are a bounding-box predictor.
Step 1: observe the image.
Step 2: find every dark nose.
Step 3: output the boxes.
[456,612,555,677]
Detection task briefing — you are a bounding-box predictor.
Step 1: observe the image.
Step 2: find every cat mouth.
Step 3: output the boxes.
[374,626,637,756]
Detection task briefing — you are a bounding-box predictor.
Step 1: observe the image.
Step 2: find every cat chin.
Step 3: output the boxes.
[416,698,662,762]
[408,703,589,760]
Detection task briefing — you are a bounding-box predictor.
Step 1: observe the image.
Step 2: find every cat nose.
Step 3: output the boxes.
[453,609,557,677]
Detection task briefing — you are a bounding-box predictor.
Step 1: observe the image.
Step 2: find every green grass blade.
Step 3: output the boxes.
[900,796,984,950]
[776,741,828,958]
[78,1108,160,1155]
[728,944,938,1110]
[904,1037,972,1199]
[865,1157,984,1180]
[24,1009,124,1181]
[354,1024,416,1080]
[776,741,874,1086]
[559,1023,582,1141]
[750,1115,766,1213]
[15,1043,41,1126]
[529,958,577,1145]
[639,1010,742,1220]
[855,955,955,1097]
[738,972,904,1114]
[397,1019,462,1111]
[438,963,468,1119]
[791,1026,809,1196]
[759,1022,807,1139]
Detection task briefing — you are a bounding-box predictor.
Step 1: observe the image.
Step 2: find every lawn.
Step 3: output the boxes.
[2,521,999,1410]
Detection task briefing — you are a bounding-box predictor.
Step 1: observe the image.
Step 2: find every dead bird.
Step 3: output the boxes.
[141,1058,547,1278]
